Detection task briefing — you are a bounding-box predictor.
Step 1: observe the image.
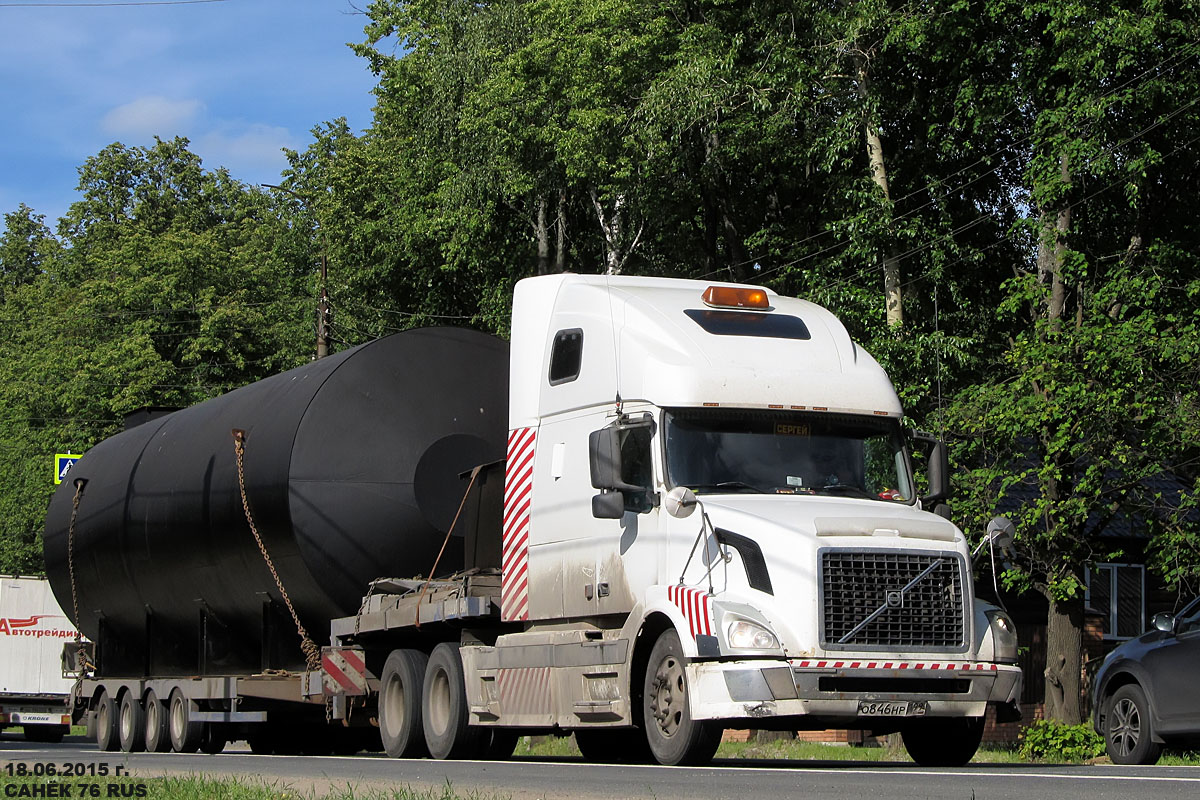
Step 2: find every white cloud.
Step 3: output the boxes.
[101,96,204,139]
[197,123,298,177]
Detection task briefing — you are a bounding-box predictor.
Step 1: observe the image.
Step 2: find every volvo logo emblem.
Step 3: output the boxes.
[886,590,904,609]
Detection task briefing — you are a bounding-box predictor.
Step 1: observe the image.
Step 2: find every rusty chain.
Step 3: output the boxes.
[232,429,322,673]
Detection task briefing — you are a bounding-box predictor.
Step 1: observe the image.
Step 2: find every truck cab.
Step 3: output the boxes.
[471,274,1021,765]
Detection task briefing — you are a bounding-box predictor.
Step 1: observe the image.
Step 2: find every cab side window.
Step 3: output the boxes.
[549,329,583,385]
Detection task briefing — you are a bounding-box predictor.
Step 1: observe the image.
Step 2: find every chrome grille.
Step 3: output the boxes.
[820,549,965,651]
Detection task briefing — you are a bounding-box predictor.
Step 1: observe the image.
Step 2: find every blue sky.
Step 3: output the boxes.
[0,0,381,229]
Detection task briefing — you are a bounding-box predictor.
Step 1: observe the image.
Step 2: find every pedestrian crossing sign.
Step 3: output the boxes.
[54,454,81,485]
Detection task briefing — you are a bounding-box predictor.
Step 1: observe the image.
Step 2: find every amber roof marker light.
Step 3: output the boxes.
[702,286,771,309]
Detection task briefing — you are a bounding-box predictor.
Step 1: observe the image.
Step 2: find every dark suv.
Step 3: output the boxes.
[1092,596,1200,764]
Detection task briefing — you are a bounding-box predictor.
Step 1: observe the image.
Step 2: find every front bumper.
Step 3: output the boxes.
[687,658,1023,722]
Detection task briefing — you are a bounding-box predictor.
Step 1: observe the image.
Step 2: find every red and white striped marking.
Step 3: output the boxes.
[792,660,999,671]
[668,585,713,638]
[502,427,536,622]
[321,647,369,696]
[498,666,552,716]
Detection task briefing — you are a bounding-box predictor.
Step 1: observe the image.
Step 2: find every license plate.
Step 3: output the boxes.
[857,700,928,717]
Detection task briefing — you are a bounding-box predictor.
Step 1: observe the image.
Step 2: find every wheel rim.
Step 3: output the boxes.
[383,673,405,738]
[170,697,184,740]
[649,653,686,738]
[97,699,111,737]
[146,701,159,738]
[429,668,451,736]
[120,700,132,739]
[1111,697,1141,756]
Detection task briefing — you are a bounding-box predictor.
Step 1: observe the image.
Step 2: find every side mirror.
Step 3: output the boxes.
[664,486,698,519]
[1152,612,1176,634]
[588,427,644,493]
[591,491,625,520]
[912,431,952,505]
[986,516,1015,554]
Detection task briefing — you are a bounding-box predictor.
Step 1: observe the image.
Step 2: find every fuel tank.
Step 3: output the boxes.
[43,327,508,674]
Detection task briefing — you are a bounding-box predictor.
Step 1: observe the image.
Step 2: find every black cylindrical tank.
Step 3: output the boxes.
[44,327,508,675]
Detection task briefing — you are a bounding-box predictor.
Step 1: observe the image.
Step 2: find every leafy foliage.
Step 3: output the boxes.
[1017,719,1106,762]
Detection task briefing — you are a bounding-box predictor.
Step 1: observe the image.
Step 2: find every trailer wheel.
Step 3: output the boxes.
[117,691,146,752]
[642,630,721,766]
[168,689,203,753]
[901,716,984,766]
[199,724,226,754]
[95,690,119,752]
[143,690,170,753]
[422,642,486,760]
[23,724,68,744]
[380,648,429,758]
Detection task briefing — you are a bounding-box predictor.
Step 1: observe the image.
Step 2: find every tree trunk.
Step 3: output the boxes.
[535,196,551,275]
[555,189,567,273]
[1036,153,1071,326]
[1043,592,1084,723]
[854,51,902,327]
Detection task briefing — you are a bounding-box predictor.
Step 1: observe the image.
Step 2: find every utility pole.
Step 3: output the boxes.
[262,184,330,358]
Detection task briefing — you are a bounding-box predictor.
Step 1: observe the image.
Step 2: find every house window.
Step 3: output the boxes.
[1086,563,1145,640]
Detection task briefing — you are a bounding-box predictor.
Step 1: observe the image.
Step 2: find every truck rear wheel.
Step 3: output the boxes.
[380,648,429,758]
[168,689,203,753]
[901,716,984,766]
[143,690,170,753]
[117,692,145,752]
[95,690,119,752]
[642,630,721,766]
[422,642,486,760]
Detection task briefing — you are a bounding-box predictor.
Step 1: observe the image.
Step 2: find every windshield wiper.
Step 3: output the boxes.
[815,484,875,499]
[688,481,765,494]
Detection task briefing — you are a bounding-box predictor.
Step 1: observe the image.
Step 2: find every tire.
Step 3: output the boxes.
[642,630,722,766]
[246,730,274,755]
[575,728,654,764]
[901,716,984,766]
[422,642,486,760]
[1106,684,1163,765]
[482,729,520,761]
[117,691,146,752]
[95,690,119,752]
[199,724,226,755]
[23,724,67,744]
[380,648,429,759]
[143,690,171,753]
[168,689,203,753]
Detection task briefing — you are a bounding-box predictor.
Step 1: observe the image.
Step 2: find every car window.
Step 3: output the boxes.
[1175,597,1200,635]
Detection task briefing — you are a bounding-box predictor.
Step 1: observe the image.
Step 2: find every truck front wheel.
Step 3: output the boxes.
[901,716,984,766]
[422,642,486,760]
[642,630,721,766]
[380,648,429,759]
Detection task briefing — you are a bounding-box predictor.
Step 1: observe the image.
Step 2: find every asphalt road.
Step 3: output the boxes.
[4,736,1200,799]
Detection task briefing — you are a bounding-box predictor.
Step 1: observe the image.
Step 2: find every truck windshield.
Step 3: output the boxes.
[663,409,914,503]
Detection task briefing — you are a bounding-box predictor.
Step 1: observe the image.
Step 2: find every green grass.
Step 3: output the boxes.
[0,774,505,800]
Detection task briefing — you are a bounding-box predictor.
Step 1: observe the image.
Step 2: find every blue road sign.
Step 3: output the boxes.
[54,454,81,485]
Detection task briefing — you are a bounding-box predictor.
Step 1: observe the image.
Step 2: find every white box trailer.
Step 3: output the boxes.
[0,575,78,742]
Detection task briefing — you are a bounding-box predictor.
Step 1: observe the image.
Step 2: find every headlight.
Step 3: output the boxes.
[726,619,780,650]
[985,610,1018,663]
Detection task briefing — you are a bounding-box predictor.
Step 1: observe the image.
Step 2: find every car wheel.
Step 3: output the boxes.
[1106,684,1163,765]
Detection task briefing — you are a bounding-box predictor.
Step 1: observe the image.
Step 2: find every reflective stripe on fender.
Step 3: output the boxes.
[668,585,713,639]
[792,660,999,671]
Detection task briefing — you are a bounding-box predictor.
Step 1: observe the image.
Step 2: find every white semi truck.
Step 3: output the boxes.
[47,274,1021,766]
[0,576,78,742]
